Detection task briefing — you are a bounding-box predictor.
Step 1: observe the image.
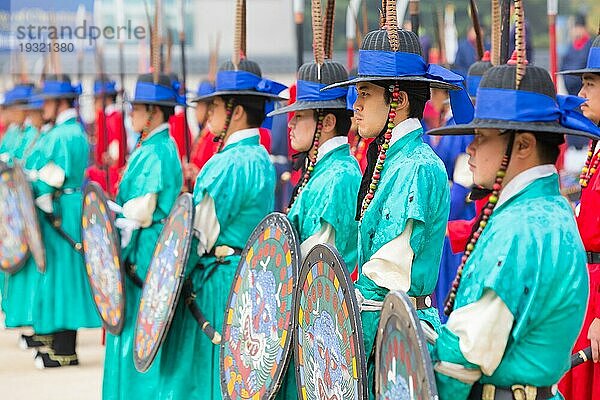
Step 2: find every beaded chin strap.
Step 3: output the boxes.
[136,106,156,148]
[213,98,235,152]
[287,111,324,212]
[358,83,399,220]
[580,140,599,188]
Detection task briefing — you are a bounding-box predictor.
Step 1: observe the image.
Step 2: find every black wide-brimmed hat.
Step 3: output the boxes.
[323,29,461,91]
[428,64,600,139]
[129,73,186,107]
[193,59,287,102]
[268,61,348,117]
[558,35,600,76]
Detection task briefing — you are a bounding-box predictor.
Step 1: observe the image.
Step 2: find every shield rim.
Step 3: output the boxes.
[293,243,369,400]
[0,165,29,274]
[12,163,46,272]
[133,192,194,372]
[81,181,126,335]
[219,211,302,400]
[375,290,438,399]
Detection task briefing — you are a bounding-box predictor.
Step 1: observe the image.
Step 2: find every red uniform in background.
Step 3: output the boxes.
[560,155,600,400]
[169,108,193,161]
[87,105,127,197]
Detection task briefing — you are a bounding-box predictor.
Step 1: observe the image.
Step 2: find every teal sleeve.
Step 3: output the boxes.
[430,325,479,400]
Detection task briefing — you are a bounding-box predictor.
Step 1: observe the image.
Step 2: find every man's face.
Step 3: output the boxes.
[42,99,58,122]
[195,101,209,127]
[579,73,600,125]
[206,96,228,134]
[467,129,509,188]
[130,104,151,133]
[288,109,316,152]
[353,82,390,138]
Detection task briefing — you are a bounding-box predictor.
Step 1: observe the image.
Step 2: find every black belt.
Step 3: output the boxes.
[469,382,556,400]
[412,294,433,310]
[587,251,600,264]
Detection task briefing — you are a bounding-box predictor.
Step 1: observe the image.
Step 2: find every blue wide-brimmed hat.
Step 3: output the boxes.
[428,64,600,140]
[192,80,215,103]
[94,76,118,96]
[268,61,350,117]
[558,35,600,76]
[21,89,44,110]
[194,59,287,102]
[130,73,187,107]
[34,74,81,100]
[2,84,34,106]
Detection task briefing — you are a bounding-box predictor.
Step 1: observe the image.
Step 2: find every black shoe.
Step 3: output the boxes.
[19,334,53,350]
[34,351,78,369]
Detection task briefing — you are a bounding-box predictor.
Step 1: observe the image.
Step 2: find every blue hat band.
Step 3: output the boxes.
[466,76,483,97]
[43,80,82,96]
[215,70,286,96]
[94,81,117,95]
[197,81,215,97]
[4,85,33,105]
[296,80,348,102]
[587,47,600,69]
[133,81,185,105]
[475,88,600,136]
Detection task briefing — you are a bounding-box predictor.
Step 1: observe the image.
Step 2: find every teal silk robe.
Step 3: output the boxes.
[158,133,276,400]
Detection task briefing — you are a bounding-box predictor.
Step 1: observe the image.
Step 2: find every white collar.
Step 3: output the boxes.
[224,128,259,148]
[105,103,120,115]
[389,118,422,148]
[145,122,169,141]
[56,108,78,125]
[497,164,557,208]
[316,136,348,164]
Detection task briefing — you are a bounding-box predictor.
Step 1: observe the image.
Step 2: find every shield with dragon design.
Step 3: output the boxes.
[220,212,301,400]
[133,193,194,372]
[375,290,438,400]
[0,163,28,273]
[81,182,125,335]
[294,243,368,400]
[12,163,45,272]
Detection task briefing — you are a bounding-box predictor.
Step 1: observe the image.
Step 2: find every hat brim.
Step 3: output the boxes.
[323,75,461,91]
[35,93,80,100]
[557,68,600,76]
[427,118,599,140]
[267,99,347,117]
[129,99,190,107]
[193,90,288,102]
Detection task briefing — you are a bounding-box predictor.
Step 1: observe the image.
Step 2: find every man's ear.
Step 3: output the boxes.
[231,104,245,122]
[514,132,536,159]
[322,112,337,135]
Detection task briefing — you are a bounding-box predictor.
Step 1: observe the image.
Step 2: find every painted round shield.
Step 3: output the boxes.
[81,182,125,335]
[220,212,301,400]
[133,193,194,372]
[0,165,28,273]
[375,291,438,400]
[12,163,45,272]
[294,243,368,400]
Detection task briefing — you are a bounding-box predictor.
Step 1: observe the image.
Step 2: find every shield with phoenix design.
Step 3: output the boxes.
[295,243,368,400]
[220,212,301,400]
[133,193,194,372]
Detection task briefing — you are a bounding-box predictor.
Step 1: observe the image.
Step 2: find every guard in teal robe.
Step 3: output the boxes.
[2,93,46,333]
[26,75,101,368]
[323,27,471,399]
[102,73,183,400]
[267,59,362,399]
[426,63,600,399]
[158,58,283,400]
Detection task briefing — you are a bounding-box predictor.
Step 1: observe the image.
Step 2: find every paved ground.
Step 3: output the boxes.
[0,324,104,400]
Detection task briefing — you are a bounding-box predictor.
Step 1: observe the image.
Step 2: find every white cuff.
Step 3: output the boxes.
[362,220,414,292]
[114,217,141,248]
[38,162,65,188]
[434,361,482,384]
[300,222,336,258]
[122,193,157,228]
[193,194,220,256]
[35,194,53,213]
